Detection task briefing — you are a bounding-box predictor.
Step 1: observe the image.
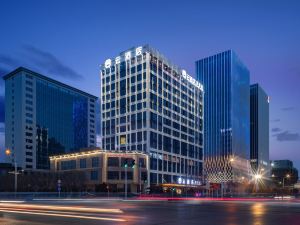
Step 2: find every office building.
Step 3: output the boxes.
[271,160,294,169]
[196,50,250,183]
[271,160,299,187]
[4,67,97,170]
[250,83,269,173]
[50,148,148,192]
[101,45,204,186]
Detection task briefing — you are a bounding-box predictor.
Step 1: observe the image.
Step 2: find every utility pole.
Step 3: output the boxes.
[14,160,17,198]
[107,185,109,199]
[57,179,61,198]
[6,149,18,198]
[139,161,142,196]
[125,164,127,199]
[124,159,128,199]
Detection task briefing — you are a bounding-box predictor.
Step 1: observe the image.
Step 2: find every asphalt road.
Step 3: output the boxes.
[0,199,299,225]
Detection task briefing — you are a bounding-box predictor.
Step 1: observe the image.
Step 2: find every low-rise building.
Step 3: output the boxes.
[271,160,299,187]
[50,148,149,193]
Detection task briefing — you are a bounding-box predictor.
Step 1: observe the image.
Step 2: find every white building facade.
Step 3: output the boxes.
[101,45,204,186]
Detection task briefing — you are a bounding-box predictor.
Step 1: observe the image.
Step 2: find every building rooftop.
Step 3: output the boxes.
[49,148,148,160]
[3,67,98,99]
[101,44,203,91]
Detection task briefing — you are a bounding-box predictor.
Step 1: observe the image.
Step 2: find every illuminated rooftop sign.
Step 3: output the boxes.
[182,70,203,91]
[103,46,204,91]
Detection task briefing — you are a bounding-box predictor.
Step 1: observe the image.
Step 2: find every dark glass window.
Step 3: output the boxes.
[120,62,126,78]
[120,79,126,96]
[150,132,157,148]
[131,76,136,83]
[92,157,99,167]
[107,171,119,180]
[131,67,136,74]
[108,157,119,167]
[163,136,171,152]
[91,171,98,180]
[137,74,142,81]
[121,171,133,180]
[80,159,86,168]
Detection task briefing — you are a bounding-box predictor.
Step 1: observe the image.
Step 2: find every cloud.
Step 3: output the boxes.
[281,107,295,111]
[0,68,9,77]
[0,45,83,81]
[272,128,281,132]
[273,131,300,142]
[271,119,280,122]
[23,45,83,80]
[0,55,20,68]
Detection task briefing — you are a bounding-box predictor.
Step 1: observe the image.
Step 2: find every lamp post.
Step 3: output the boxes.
[282,174,290,189]
[254,174,262,192]
[139,161,142,196]
[5,148,18,198]
[124,160,128,199]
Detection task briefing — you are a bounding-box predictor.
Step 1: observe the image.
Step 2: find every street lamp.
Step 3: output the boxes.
[254,174,262,180]
[5,149,11,156]
[254,174,262,192]
[282,174,290,189]
[5,148,19,198]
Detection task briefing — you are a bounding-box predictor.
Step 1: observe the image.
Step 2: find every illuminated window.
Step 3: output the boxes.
[120,135,126,145]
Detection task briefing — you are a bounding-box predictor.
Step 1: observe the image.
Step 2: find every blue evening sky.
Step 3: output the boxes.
[0,0,299,169]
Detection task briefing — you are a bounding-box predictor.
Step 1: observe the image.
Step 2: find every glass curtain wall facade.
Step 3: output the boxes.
[250,83,269,173]
[101,45,204,185]
[4,67,97,170]
[196,50,250,183]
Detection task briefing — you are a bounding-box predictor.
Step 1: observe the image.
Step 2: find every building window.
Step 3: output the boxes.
[91,170,98,180]
[26,158,32,162]
[61,160,76,170]
[92,157,99,167]
[108,157,119,167]
[80,158,87,168]
[107,171,119,180]
[121,171,133,180]
[120,135,126,145]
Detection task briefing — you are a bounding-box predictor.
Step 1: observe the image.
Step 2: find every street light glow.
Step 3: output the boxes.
[254,174,262,180]
[5,149,11,156]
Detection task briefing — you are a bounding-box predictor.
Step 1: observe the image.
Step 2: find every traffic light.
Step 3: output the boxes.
[124,159,128,168]
[131,159,135,168]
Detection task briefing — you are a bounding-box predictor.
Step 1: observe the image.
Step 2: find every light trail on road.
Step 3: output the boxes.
[0,208,126,222]
[0,202,127,223]
[0,203,123,214]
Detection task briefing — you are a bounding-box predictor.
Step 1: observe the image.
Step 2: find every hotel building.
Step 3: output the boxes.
[196,50,250,183]
[4,67,97,170]
[100,45,204,186]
